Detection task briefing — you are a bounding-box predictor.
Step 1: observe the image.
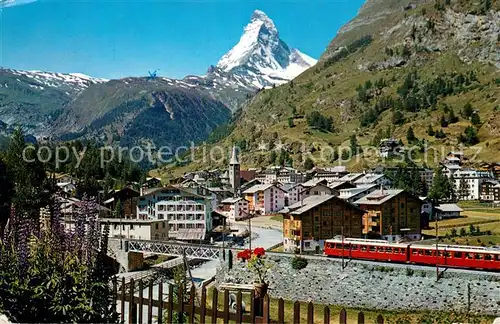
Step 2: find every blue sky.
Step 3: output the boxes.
[0,0,365,79]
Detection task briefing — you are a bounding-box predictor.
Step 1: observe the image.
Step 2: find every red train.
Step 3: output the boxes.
[324,237,500,271]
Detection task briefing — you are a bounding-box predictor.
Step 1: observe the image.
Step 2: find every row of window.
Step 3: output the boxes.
[411,249,499,261]
[157,205,204,211]
[325,243,500,261]
[170,223,204,230]
[157,214,204,221]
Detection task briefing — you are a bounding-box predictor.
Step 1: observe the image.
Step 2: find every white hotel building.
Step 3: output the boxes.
[453,169,493,201]
[137,186,213,240]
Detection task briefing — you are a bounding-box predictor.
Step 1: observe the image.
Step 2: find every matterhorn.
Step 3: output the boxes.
[216,10,317,89]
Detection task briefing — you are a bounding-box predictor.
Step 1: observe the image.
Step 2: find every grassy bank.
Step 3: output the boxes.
[422,210,500,247]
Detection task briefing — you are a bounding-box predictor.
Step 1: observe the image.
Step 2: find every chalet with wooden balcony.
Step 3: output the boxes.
[354,189,422,242]
[279,195,364,254]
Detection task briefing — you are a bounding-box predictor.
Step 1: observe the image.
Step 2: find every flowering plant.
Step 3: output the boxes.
[236,247,271,284]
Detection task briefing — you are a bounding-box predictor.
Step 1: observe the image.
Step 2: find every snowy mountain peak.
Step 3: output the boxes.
[216,10,317,89]
[250,9,277,33]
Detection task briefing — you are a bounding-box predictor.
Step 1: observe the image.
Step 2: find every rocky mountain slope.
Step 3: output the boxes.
[158,0,500,178]
[53,77,232,149]
[0,69,106,134]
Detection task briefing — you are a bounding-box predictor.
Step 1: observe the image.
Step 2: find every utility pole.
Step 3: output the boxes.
[341,211,345,270]
[222,219,226,261]
[467,283,471,322]
[435,211,439,281]
[248,212,252,252]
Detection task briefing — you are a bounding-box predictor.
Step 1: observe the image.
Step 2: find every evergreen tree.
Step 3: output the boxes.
[392,110,405,125]
[341,149,351,161]
[440,115,449,128]
[448,108,458,124]
[303,157,315,171]
[269,151,277,165]
[428,168,454,205]
[462,102,474,118]
[471,113,481,125]
[435,129,446,139]
[0,159,13,235]
[113,199,122,219]
[458,178,470,201]
[427,125,435,136]
[277,149,290,166]
[350,135,362,156]
[4,128,52,226]
[459,126,479,146]
[406,126,417,143]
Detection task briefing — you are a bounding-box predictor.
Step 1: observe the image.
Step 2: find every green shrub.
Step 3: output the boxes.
[291,256,308,270]
[406,268,415,276]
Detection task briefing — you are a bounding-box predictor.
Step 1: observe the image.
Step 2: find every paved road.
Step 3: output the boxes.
[190,225,283,280]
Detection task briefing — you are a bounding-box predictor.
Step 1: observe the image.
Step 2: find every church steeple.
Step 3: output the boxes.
[229,146,240,196]
[230,145,239,165]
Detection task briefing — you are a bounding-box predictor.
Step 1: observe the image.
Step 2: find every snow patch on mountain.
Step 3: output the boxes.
[216,10,317,88]
[8,69,107,92]
[0,0,37,8]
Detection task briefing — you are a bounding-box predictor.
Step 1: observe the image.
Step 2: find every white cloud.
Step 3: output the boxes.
[1,0,38,8]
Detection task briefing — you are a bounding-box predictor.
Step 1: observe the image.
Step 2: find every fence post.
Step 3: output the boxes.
[200,286,207,324]
[340,308,347,324]
[189,285,195,324]
[293,301,300,324]
[278,298,284,324]
[223,289,229,324]
[120,277,126,323]
[138,279,144,324]
[307,302,314,324]
[211,288,218,324]
[236,290,242,324]
[158,280,163,324]
[178,285,185,324]
[147,281,153,324]
[323,306,330,324]
[358,311,365,324]
[253,291,263,317]
[167,284,173,324]
[262,295,270,324]
[250,290,256,323]
[128,278,135,324]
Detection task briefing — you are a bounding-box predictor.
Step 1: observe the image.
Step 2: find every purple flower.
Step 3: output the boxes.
[16,215,30,274]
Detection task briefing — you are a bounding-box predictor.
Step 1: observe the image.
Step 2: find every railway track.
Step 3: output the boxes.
[262,251,500,276]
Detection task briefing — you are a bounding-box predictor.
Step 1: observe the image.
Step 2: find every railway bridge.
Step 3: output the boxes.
[108,238,227,271]
[125,239,223,260]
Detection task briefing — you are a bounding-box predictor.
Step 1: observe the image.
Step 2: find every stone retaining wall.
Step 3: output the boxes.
[216,254,500,315]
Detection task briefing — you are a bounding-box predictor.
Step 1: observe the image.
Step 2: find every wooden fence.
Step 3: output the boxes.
[114,277,386,324]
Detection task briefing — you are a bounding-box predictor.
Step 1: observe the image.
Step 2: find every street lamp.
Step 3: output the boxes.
[435,213,441,281]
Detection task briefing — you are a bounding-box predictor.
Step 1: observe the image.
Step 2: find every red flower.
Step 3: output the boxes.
[254,247,265,257]
[237,249,251,261]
